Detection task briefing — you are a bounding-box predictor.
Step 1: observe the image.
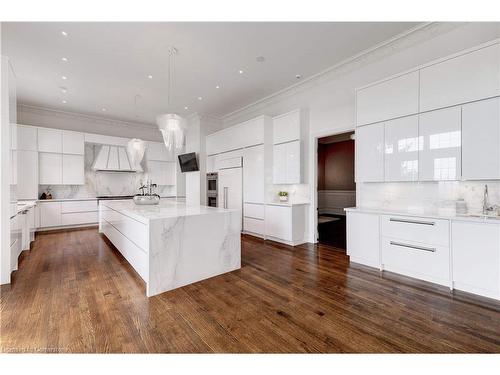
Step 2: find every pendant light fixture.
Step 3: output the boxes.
[157,46,185,151]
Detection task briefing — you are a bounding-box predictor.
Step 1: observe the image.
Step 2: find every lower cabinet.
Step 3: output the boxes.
[452,221,500,299]
[346,212,380,268]
[264,204,307,246]
[243,203,265,237]
[38,200,98,229]
[39,201,62,227]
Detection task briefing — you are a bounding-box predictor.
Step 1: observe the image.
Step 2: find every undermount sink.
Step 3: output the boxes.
[133,195,160,205]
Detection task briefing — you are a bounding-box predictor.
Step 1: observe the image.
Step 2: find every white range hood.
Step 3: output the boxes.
[92,145,143,172]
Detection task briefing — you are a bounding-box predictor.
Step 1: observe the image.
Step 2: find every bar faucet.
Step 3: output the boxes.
[483,184,494,214]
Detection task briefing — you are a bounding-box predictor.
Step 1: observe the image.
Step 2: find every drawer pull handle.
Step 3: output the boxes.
[389,218,435,226]
[390,241,436,253]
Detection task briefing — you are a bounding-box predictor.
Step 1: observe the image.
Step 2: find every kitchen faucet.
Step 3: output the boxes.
[482,184,496,214]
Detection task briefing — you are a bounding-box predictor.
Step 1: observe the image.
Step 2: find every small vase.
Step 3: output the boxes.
[279,195,288,202]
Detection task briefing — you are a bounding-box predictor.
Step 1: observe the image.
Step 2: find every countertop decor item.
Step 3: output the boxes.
[278,191,289,202]
[456,198,468,214]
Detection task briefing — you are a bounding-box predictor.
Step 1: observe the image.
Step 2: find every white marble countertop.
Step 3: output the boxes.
[17,200,37,214]
[266,201,310,207]
[100,199,239,224]
[37,197,98,202]
[345,207,500,224]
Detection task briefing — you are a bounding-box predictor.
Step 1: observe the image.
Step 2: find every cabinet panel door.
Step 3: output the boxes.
[17,150,38,199]
[273,110,300,144]
[148,160,176,185]
[346,212,380,268]
[17,125,37,151]
[286,140,301,184]
[147,141,173,161]
[452,221,500,298]
[462,97,500,180]
[356,71,419,126]
[10,150,17,185]
[243,145,265,203]
[420,43,500,112]
[356,123,385,182]
[39,202,62,227]
[38,128,62,153]
[272,143,287,184]
[63,154,85,185]
[206,155,216,173]
[265,205,291,240]
[62,131,84,155]
[384,115,419,182]
[39,152,62,185]
[418,107,462,181]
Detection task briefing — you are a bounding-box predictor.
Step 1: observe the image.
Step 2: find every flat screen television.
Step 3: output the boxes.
[178,152,199,172]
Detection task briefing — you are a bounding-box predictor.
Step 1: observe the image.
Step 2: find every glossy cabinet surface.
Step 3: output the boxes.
[420,43,500,112]
[462,97,500,180]
[147,141,173,161]
[346,212,380,268]
[39,202,62,227]
[384,115,419,182]
[272,143,287,184]
[17,150,38,199]
[356,71,419,126]
[62,154,85,185]
[273,140,301,184]
[243,144,265,204]
[265,205,292,241]
[452,221,500,299]
[273,109,300,144]
[62,131,84,155]
[355,122,384,182]
[39,152,62,185]
[17,125,37,151]
[418,106,462,181]
[38,128,62,153]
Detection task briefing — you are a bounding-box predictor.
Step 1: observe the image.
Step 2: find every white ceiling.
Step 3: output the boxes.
[2,22,421,125]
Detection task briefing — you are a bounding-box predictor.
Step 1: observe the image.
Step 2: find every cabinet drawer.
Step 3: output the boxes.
[101,207,148,251]
[243,217,264,235]
[381,237,450,285]
[61,211,98,226]
[380,215,449,246]
[61,200,98,213]
[39,202,62,227]
[244,203,264,219]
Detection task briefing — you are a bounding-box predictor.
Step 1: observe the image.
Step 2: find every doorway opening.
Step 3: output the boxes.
[316,131,355,250]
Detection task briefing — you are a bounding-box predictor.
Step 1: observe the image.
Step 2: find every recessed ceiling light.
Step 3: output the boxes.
[62,100,67,104]
[184,106,189,110]
[59,86,67,94]
[147,74,153,79]
[61,76,67,80]
[256,56,265,63]
[296,74,302,79]
[215,85,220,89]
[101,108,107,112]
[238,70,244,74]
[61,57,68,62]
[198,96,203,101]
[61,31,68,37]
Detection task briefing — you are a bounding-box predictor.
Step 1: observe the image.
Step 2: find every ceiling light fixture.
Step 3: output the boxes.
[60,86,67,93]
[238,70,244,74]
[198,96,203,101]
[296,74,302,79]
[61,57,68,62]
[256,56,265,63]
[184,106,189,110]
[215,85,220,89]
[62,100,67,104]
[147,74,153,79]
[101,108,107,112]
[61,75,67,80]
[61,31,68,37]
[156,46,185,151]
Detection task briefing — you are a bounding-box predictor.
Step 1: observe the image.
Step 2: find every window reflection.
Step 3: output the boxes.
[429,131,461,150]
[434,157,456,180]
[401,160,418,176]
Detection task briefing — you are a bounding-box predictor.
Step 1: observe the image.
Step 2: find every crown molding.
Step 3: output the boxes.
[17,104,157,130]
[220,22,463,124]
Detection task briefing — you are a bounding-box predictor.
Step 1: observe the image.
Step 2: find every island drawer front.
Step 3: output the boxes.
[101,208,148,251]
[244,203,265,220]
[380,215,449,246]
[101,220,148,281]
[243,217,264,235]
[61,200,98,213]
[61,211,98,226]
[381,237,450,285]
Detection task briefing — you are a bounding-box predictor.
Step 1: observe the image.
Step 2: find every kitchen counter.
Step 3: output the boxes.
[266,201,310,207]
[37,197,98,202]
[345,207,500,224]
[99,200,241,297]
[16,200,36,215]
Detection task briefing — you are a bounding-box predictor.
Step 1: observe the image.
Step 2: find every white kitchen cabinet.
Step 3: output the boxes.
[418,106,462,181]
[265,204,307,246]
[355,122,385,182]
[273,140,301,184]
[346,211,380,268]
[452,221,500,299]
[384,115,419,182]
[17,125,37,151]
[147,141,173,161]
[273,109,301,144]
[17,150,39,199]
[62,131,84,155]
[38,128,62,153]
[206,155,216,173]
[39,202,62,227]
[420,43,500,112]
[10,150,17,185]
[462,97,500,180]
[148,161,176,186]
[356,71,419,126]
[39,152,62,185]
[62,154,85,185]
[243,144,265,204]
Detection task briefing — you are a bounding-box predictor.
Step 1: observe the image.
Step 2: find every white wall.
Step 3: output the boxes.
[212,22,500,243]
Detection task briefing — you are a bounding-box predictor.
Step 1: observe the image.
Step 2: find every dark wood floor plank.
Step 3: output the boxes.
[1,229,499,353]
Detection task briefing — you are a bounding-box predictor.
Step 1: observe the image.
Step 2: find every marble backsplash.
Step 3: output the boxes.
[357,180,500,214]
[268,184,310,204]
[39,144,176,199]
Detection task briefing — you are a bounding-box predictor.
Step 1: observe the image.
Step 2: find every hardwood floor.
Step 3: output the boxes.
[1,228,499,353]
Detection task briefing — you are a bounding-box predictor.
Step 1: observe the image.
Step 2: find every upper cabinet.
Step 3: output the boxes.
[147,141,174,162]
[243,144,265,204]
[384,115,419,182]
[17,125,37,151]
[206,116,267,156]
[462,97,500,180]
[418,107,462,181]
[355,122,385,182]
[420,43,500,112]
[272,109,301,144]
[38,128,62,153]
[356,71,419,126]
[62,131,84,155]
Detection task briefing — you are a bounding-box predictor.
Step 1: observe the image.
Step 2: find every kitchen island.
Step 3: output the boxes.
[99,199,241,297]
